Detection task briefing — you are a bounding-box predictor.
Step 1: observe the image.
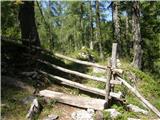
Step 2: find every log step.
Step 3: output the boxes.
[39,90,107,110]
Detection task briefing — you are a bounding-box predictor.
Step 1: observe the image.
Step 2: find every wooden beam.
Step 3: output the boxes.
[40,71,106,96]
[111,43,117,69]
[105,59,112,103]
[39,90,107,110]
[54,53,106,70]
[38,60,106,82]
[117,77,160,118]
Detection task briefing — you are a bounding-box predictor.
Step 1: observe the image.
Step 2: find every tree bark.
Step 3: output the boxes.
[89,1,94,50]
[19,1,40,47]
[112,1,121,54]
[96,0,104,59]
[131,1,142,69]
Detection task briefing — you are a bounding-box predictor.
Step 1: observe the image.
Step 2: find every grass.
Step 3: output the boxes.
[1,85,31,120]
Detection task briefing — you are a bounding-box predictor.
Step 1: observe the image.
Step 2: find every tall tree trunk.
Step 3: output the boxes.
[112,1,121,54]
[89,1,94,50]
[125,9,130,56]
[80,2,84,47]
[131,1,142,69]
[19,1,40,47]
[96,0,104,59]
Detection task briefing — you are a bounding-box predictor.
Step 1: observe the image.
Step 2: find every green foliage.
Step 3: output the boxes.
[1,1,20,38]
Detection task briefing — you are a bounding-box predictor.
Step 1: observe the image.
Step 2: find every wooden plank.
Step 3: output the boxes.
[40,71,106,96]
[38,60,106,82]
[54,53,106,69]
[117,77,160,118]
[39,90,107,110]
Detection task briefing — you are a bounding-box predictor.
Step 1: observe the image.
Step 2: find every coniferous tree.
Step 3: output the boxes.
[19,1,41,47]
[131,1,142,69]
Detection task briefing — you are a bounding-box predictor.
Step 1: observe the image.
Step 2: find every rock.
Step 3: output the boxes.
[127,104,148,115]
[104,109,121,118]
[71,109,94,120]
[43,114,59,120]
[95,111,104,120]
[21,96,35,105]
[26,98,42,120]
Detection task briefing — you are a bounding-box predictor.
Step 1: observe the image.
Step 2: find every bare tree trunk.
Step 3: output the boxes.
[125,8,131,56]
[19,1,40,47]
[96,0,104,59]
[131,1,142,69]
[80,2,84,47]
[112,1,121,54]
[89,1,94,50]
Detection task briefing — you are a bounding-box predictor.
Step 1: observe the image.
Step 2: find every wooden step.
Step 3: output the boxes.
[39,90,107,110]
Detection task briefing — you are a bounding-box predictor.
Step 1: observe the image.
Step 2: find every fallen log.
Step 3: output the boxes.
[54,53,106,69]
[117,77,160,118]
[39,90,107,110]
[38,60,106,82]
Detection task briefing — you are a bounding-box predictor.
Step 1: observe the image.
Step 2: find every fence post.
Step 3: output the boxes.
[105,43,118,107]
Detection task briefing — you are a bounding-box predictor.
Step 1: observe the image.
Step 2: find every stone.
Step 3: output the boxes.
[104,109,121,118]
[71,109,94,120]
[43,114,59,120]
[95,111,104,120]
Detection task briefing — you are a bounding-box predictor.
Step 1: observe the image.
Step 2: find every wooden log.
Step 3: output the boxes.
[111,43,117,69]
[40,71,121,100]
[127,104,148,115]
[38,60,106,82]
[105,58,112,103]
[54,53,106,69]
[117,76,160,118]
[110,91,122,99]
[112,68,123,75]
[40,71,106,96]
[110,80,122,85]
[39,90,107,110]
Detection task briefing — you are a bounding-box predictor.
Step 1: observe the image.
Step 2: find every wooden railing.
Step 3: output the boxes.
[2,37,160,117]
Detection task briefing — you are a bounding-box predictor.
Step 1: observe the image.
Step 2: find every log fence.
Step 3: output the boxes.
[2,37,160,117]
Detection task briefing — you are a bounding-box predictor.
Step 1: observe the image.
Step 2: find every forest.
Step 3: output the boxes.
[1,1,160,120]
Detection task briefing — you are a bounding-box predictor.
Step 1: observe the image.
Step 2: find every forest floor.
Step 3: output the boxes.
[1,40,160,120]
